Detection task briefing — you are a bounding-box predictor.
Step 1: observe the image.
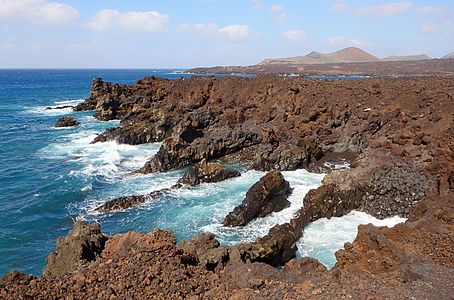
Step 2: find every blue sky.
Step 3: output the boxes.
[0,0,453,68]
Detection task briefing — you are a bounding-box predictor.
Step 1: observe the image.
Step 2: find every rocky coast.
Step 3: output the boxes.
[1,75,453,299]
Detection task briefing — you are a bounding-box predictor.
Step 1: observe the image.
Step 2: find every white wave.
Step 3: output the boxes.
[296,211,406,268]
[201,169,325,245]
[41,128,161,181]
[26,99,85,116]
[28,106,74,116]
[54,99,85,105]
[76,170,182,218]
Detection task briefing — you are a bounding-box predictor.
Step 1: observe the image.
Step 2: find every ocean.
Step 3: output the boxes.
[0,69,404,276]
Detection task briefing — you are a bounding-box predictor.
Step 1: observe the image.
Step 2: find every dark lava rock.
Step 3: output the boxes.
[177,159,240,187]
[223,170,291,227]
[54,116,80,127]
[46,105,73,110]
[44,221,108,277]
[95,190,163,213]
[230,223,299,266]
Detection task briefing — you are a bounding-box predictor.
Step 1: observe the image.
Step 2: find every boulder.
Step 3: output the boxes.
[223,170,291,227]
[229,223,298,266]
[179,233,229,271]
[54,116,80,127]
[177,159,240,186]
[44,221,108,277]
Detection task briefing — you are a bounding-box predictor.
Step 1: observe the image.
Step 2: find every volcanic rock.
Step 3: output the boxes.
[179,233,229,271]
[46,105,73,110]
[95,190,164,213]
[177,158,240,187]
[3,74,452,299]
[2,193,454,299]
[223,170,291,227]
[43,221,108,277]
[54,116,80,127]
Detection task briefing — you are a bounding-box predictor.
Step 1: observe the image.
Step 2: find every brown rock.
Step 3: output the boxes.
[44,221,108,277]
[224,171,291,227]
[55,116,80,127]
[177,159,241,186]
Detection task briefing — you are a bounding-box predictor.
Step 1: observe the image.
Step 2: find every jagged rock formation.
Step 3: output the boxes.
[76,76,452,182]
[1,75,452,299]
[2,192,453,299]
[223,170,291,227]
[54,116,80,127]
[43,222,108,277]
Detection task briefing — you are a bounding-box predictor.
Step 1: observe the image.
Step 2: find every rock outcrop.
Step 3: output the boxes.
[43,222,108,277]
[177,159,240,187]
[1,75,452,299]
[224,170,291,227]
[3,193,453,299]
[94,191,163,213]
[73,75,452,184]
[54,116,80,127]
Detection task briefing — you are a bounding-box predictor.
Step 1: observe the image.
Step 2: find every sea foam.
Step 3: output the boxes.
[201,169,325,245]
[296,211,406,268]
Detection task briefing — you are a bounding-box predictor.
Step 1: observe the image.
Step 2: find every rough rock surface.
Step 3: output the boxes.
[94,191,163,213]
[224,170,291,227]
[1,75,452,298]
[75,76,452,181]
[43,221,108,277]
[177,158,240,187]
[2,195,453,299]
[54,116,80,127]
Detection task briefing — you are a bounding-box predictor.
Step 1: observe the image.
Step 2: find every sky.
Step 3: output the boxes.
[0,0,453,68]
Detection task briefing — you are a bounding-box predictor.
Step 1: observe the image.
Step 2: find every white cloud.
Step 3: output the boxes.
[179,23,219,36]
[328,36,367,47]
[250,0,262,10]
[329,2,349,13]
[85,9,118,31]
[0,0,79,25]
[86,9,169,33]
[420,22,437,33]
[282,30,307,42]
[179,23,254,41]
[219,25,252,40]
[419,6,446,14]
[356,2,413,18]
[270,4,288,22]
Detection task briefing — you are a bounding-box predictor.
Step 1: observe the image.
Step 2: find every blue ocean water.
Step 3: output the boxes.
[0,69,404,277]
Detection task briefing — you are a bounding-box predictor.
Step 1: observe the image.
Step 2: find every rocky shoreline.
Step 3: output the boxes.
[1,75,452,299]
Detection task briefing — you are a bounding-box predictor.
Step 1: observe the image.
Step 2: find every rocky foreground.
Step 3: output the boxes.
[1,75,453,299]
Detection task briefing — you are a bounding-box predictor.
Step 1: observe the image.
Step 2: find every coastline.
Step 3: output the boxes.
[1,73,453,299]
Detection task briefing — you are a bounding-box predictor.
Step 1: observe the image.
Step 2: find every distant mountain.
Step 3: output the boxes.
[442,51,454,59]
[381,54,431,62]
[259,47,378,65]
